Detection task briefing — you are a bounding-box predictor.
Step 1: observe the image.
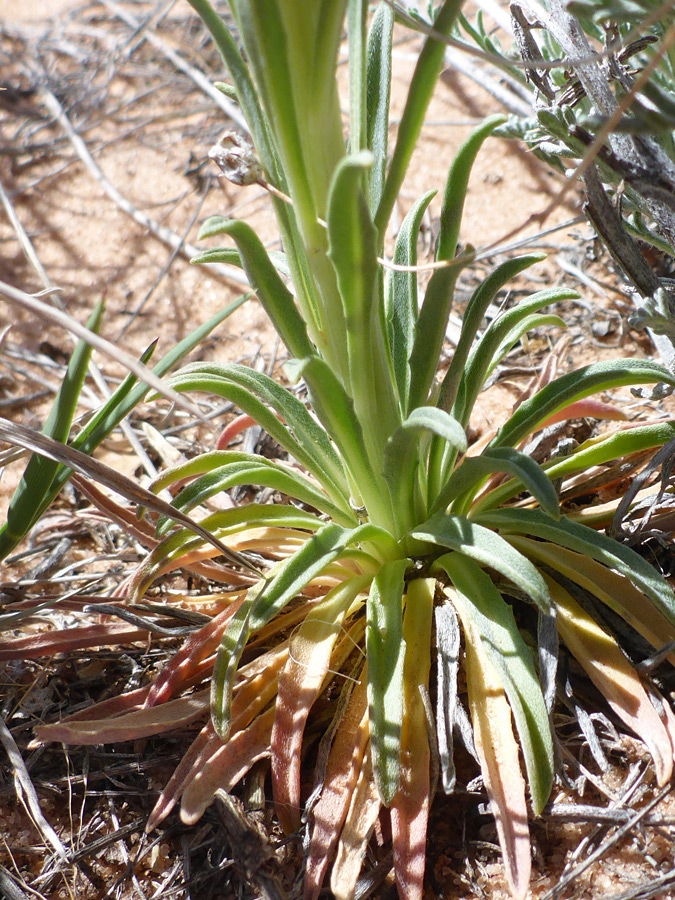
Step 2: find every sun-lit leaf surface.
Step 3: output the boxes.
[433,445,560,518]
[37,690,209,745]
[391,578,434,900]
[463,617,532,900]
[545,574,674,785]
[330,746,381,900]
[180,706,276,824]
[0,623,151,661]
[492,359,675,451]
[508,537,675,661]
[304,668,370,900]
[271,575,371,832]
[438,555,554,815]
[413,513,551,613]
[366,558,409,804]
[475,508,675,625]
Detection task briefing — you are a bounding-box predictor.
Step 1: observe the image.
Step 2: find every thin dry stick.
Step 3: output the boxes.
[0,717,68,862]
[543,783,673,900]
[100,0,250,133]
[38,88,250,291]
[484,14,675,257]
[0,279,207,422]
[0,178,52,296]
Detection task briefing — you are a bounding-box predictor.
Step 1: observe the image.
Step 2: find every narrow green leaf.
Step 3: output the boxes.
[473,421,675,514]
[202,219,313,359]
[211,521,392,739]
[412,513,550,612]
[432,446,560,519]
[348,0,368,154]
[385,190,436,408]
[383,406,467,532]
[436,114,506,263]
[375,0,466,235]
[366,557,409,804]
[167,361,350,505]
[2,299,103,549]
[491,359,675,450]
[327,152,400,458]
[365,2,394,212]
[437,553,554,815]
[151,451,355,532]
[458,287,579,427]
[474,507,675,625]
[406,262,464,413]
[292,355,394,530]
[0,295,248,560]
[438,253,546,415]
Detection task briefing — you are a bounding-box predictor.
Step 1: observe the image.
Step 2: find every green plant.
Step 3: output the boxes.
[4,2,675,898]
[453,0,675,356]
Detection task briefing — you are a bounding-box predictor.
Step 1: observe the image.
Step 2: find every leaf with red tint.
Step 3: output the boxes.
[180,706,275,824]
[0,623,150,661]
[465,630,531,900]
[540,398,628,429]
[271,574,370,833]
[330,746,381,900]
[391,578,434,900]
[548,574,674,786]
[303,667,370,900]
[36,689,209,745]
[147,721,219,830]
[144,597,246,707]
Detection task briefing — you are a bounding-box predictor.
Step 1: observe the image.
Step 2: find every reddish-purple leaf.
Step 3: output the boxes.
[271,576,369,832]
[36,689,209,745]
[0,623,150,660]
[330,746,381,900]
[144,598,246,707]
[180,706,275,824]
[303,668,370,900]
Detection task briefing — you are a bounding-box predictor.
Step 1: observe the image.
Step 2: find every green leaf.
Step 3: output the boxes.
[458,287,579,427]
[167,361,350,506]
[151,451,355,533]
[365,2,394,212]
[385,190,436,408]
[492,359,675,450]
[128,504,323,603]
[292,355,394,530]
[201,218,313,360]
[474,507,675,626]
[437,254,546,415]
[406,262,464,413]
[0,293,249,562]
[366,557,409,804]
[474,421,675,513]
[412,513,550,612]
[437,553,554,815]
[436,114,507,263]
[383,407,467,532]
[211,521,393,738]
[2,299,103,550]
[433,446,561,519]
[486,314,567,379]
[375,0,466,235]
